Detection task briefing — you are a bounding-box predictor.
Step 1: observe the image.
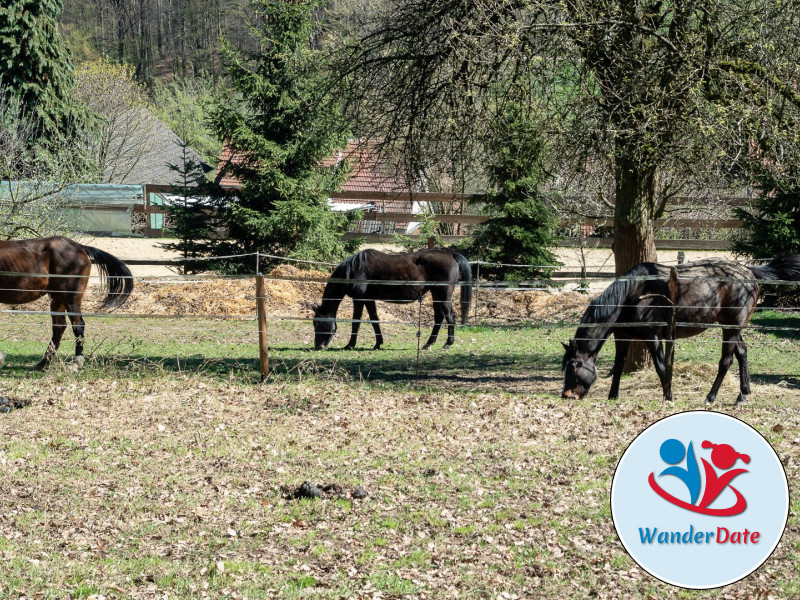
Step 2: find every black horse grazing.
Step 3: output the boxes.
[561,254,800,406]
[0,236,133,369]
[313,249,472,350]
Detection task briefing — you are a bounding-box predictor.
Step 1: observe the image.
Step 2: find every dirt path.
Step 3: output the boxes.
[78,235,736,279]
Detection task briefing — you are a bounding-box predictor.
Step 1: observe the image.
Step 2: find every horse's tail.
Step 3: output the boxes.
[83,246,134,309]
[453,252,473,324]
[748,253,800,282]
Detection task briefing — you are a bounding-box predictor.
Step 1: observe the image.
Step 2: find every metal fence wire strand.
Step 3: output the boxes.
[0,257,798,376]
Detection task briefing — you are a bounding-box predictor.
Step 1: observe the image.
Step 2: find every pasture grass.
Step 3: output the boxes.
[0,310,798,598]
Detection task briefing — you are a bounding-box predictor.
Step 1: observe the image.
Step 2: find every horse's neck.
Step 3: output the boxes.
[319,281,346,316]
[574,299,617,356]
[573,276,635,355]
[574,324,611,356]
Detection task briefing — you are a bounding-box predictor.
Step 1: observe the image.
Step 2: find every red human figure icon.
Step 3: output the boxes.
[698,441,750,511]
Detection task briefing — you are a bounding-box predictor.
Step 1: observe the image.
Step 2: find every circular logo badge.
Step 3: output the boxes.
[611,411,789,589]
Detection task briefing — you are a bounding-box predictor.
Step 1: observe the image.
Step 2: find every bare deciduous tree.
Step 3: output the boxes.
[340,0,800,274]
[75,59,162,184]
[0,88,79,239]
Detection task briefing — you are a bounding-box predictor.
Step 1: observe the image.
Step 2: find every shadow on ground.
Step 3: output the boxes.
[0,343,564,395]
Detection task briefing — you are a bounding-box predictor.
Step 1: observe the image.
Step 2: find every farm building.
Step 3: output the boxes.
[217,139,424,234]
[0,118,213,237]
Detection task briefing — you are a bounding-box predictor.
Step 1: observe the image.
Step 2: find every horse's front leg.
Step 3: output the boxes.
[644,336,670,401]
[733,332,750,406]
[608,337,629,400]
[35,300,67,370]
[365,301,383,350]
[422,298,444,350]
[706,329,738,405]
[344,301,365,350]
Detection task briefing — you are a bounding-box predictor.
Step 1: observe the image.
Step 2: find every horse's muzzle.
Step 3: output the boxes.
[562,386,586,400]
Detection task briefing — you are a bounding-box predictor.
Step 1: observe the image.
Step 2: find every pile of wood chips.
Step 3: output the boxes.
[14,264,594,323]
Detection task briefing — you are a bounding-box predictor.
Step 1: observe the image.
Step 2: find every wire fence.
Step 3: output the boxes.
[0,250,798,386]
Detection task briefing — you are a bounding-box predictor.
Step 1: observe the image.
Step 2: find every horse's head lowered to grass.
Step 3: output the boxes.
[312,306,337,350]
[561,340,598,400]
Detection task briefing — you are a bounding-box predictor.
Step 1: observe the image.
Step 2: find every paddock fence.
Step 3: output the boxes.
[0,251,798,398]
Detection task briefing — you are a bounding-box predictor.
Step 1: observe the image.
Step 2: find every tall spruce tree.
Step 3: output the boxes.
[160,137,227,275]
[467,103,559,281]
[0,0,83,147]
[734,172,800,259]
[210,0,358,272]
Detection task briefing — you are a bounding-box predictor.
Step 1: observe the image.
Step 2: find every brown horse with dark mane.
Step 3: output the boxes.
[313,248,472,350]
[0,236,133,369]
[561,254,800,406]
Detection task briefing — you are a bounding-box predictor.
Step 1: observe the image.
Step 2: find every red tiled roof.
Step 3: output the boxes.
[320,139,408,194]
[215,144,246,188]
[216,139,410,196]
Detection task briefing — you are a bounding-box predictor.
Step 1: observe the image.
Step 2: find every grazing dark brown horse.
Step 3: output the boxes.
[561,254,800,406]
[0,236,133,369]
[313,248,472,350]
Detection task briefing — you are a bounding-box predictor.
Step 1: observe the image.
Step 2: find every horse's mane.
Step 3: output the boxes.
[583,263,655,325]
[336,249,379,279]
[317,251,378,315]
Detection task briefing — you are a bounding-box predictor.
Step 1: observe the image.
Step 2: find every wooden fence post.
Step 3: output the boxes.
[663,267,678,401]
[256,273,269,382]
[474,261,481,323]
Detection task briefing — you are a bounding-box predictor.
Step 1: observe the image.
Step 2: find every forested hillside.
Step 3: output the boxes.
[58,0,365,84]
[59,0,253,82]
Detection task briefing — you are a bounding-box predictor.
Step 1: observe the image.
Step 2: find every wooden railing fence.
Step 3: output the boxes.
[138,186,749,251]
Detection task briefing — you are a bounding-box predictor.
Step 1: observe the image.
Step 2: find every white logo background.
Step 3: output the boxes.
[611,411,789,589]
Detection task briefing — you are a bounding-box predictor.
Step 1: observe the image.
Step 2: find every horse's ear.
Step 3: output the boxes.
[563,340,575,351]
[562,342,570,351]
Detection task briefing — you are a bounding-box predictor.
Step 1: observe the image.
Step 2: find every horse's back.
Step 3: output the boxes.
[0,236,90,271]
[411,249,461,279]
[627,259,759,330]
[344,248,459,302]
[0,237,90,304]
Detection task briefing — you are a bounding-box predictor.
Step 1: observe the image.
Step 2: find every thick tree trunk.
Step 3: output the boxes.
[613,141,659,372]
[613,152,658,275]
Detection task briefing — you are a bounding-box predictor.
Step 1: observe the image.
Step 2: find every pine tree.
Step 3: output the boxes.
[467,103,559,281]
[209,0,358,272]
[160,137,227,275]
[734,171,800,259]
[0,0,84,146]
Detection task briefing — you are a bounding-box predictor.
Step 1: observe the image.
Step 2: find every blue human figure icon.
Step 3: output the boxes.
[658,438,701,505]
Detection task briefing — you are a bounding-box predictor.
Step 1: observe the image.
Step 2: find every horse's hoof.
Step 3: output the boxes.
[734,394,747,407]
[71,356,86,372]
[442,344,452,350]
[343,345,355,351]
[33,360,49,371]
[372,344,382,351]
[421,343,432,351]
[705,395,716,405]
